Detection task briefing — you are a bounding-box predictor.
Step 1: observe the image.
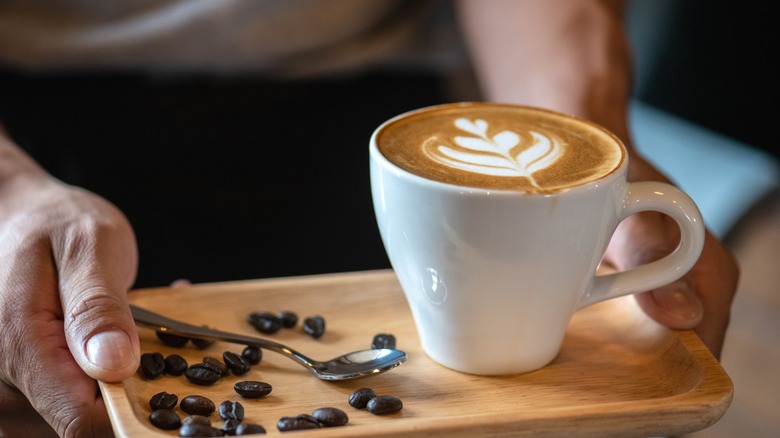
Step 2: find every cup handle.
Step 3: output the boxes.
[578,181,705,309]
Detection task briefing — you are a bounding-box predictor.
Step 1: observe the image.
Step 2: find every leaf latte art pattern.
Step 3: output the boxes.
[423,118,563,188]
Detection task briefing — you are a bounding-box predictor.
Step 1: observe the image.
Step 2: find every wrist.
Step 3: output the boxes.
[0,131,51,200]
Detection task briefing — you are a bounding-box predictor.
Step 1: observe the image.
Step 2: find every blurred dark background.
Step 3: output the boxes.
[0,71,449,288]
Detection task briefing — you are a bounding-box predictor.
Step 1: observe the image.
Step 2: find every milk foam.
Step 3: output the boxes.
[423,118,563,189]
[376,103,624,192]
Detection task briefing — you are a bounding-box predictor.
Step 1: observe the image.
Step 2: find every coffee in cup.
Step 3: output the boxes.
[376,103,622,192]
[370,102,704,375]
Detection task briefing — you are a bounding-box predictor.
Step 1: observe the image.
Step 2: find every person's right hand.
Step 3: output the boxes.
[0,139,140,437]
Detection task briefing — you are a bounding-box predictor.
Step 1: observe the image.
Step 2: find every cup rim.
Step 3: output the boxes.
[369,102,628,196]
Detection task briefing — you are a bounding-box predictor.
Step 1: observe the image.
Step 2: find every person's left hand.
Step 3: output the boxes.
[0,170,140,437]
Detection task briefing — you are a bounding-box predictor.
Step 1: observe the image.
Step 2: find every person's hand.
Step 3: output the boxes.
[0,147,140,437]
[455,0,740,357]
[603,155,739,358]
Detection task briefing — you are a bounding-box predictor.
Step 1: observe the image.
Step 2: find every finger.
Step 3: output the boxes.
[634,277,703,329]
[52,201,141,382]
[605,211,704,327]
[170,279,192,288]
[684,231,738,358]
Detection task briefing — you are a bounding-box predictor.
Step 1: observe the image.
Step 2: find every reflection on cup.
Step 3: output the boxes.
[422,267,447,305]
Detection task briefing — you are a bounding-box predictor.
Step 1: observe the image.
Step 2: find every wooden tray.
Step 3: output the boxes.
[101,270,733,437]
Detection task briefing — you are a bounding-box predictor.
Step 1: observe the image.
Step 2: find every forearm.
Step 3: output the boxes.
[456,0,662,182]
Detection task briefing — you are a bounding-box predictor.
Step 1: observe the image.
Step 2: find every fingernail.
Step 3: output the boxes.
[652,281,703,322]
[86,330,134,371]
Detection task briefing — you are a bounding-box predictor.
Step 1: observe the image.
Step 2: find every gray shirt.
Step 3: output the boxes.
[0,0,465,77]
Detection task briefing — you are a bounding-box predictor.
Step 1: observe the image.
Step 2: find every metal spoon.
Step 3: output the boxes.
[130,304,407,380]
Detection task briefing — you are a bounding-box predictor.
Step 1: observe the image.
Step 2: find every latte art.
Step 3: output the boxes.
[424,118,563,189]
[376,103,624,192]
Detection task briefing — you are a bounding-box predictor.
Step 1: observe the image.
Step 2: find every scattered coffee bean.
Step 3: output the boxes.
[297,413,321,424]
[311,407,349,427]
[277,415,321,431]
[219,400,245,422]
[149,408,181,430]
[248,312,283,334]
[178,423,223,437]
[302,315,325,339]
[222,418,240,436]
[223,351,250,375]
[203,356,230,377]
[367,395,403,415]
[277,311,298,328]
[180,395,216,416]
[181,415,211,427]
[234,381,272,399]
[236,423,267,435]
[156,330,189,348]
[348,387,376,409]
[190,335,215,350]
[371,333,396,350]
[149,391,178,411]
[242,346,262,365]
[184,364,221,386]
[140,352,165,379]
[164,354,188,376]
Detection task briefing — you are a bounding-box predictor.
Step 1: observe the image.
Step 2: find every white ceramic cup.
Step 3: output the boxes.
[370,103,705,375]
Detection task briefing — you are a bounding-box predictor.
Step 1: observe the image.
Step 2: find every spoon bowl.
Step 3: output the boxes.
[130,304,407,380]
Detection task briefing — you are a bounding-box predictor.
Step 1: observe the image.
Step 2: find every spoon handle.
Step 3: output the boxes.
[129,304,317,369]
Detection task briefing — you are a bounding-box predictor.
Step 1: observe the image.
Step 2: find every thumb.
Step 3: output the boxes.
[605,211,704,328]
[62,286,141,382]
[54,211,141,382]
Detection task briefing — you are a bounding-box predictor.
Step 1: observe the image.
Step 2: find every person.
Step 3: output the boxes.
[0,1,738,436]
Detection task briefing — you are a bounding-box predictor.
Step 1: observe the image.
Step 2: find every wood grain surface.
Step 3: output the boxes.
[100,270,733,437]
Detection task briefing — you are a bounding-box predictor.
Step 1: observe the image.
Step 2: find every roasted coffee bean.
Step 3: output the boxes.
[219,400,245,422]
[348,387,376,409]
[164,354,188,376]
[277,311,298,328]
[149,391,178,411]
[311,407,349,427]
[367,395,403,415]
[178,424,223,437]
[302,315,325,339]
[236,423,267,435]
[180,395,216,416]
[371,333,396,350]
[276,415,321,431]
[184,364,221,385]
[203,356,230,377]
[248,312,283,334]
[140,352,165,379]
[234,381,272,399]
[242,346,262,365]
[156,330,189,348]
[149,408,181,430]
[223,351,250,375]
[190,336,215,350]
[297,413,321,424]
[181,415,211,427]
[222,418,240,436]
